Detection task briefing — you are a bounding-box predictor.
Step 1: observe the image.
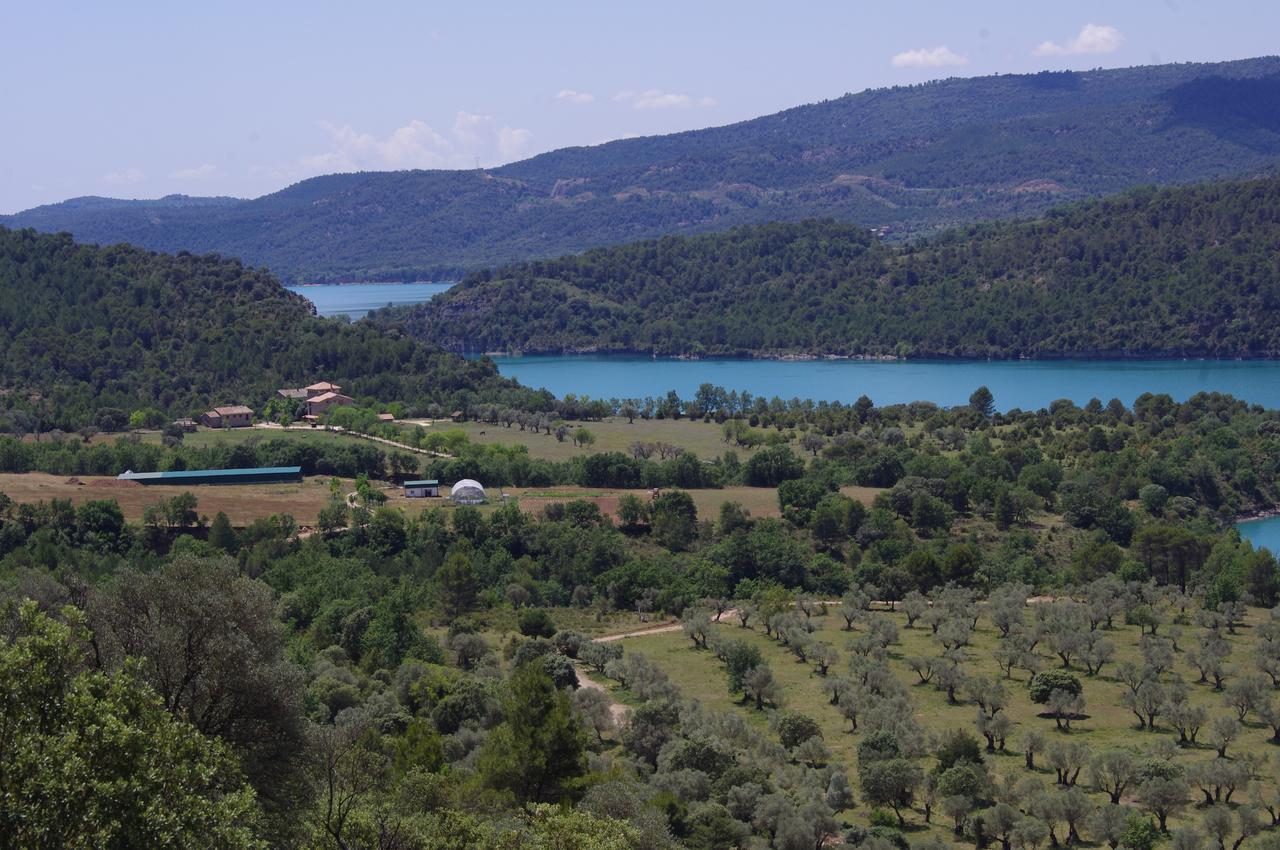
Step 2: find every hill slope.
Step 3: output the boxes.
[6,57,1280,281]
[0,227,517,429]
[377,177,1280,359]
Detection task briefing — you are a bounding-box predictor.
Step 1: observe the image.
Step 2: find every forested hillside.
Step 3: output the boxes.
[382,176,1280,359]
[6,57,1280,281]
[0,227,525,429]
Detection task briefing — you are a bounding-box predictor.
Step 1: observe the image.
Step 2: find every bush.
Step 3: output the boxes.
[518,608,557,638]
[1138,484,1169,515]
[744,445,805,487]
[776,712,823,749]
[541,653,579,689]
[934,728,983,771]
[1030,670,1082,704]
[552,630,586,658]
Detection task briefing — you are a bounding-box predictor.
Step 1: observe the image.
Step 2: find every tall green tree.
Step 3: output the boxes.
[652,489,698,551]
[89,555,309,835]
[0,601,264,849]
[477,663,588,805]
[969,386,995,417]
[437,548,478,616]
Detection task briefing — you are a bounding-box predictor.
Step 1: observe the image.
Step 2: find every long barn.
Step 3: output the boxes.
[116,466,304,485]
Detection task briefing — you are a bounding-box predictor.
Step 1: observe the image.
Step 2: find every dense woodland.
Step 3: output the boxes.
[4,386,1280,848]
[0,227,539,429]
[6,58,1280,280]
[385,177,1280,358]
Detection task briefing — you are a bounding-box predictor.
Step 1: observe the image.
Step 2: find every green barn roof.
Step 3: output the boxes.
[117,466,303,484]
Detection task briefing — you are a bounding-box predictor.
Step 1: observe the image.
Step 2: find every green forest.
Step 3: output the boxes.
[383,177,1280,358]
[4,388,1280,848]
[6,57,1280,281]
[0,227,536,429]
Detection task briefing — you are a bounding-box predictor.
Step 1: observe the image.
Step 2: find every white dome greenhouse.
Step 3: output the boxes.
[450,478,486,504]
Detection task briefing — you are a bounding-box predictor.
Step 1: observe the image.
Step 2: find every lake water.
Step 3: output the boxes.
[287,282,454,318]
[1238,515,1280,554]
[488,355,1280,411]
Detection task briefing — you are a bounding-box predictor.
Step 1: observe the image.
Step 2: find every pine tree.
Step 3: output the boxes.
[208,511,238,554]
[477,663,588,804]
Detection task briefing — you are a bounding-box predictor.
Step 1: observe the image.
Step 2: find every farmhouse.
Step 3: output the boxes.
[305,381,342,397]
[403,479,440,498]
[199,405,253,429]
[306,391,354,417]
[117,466,303,485]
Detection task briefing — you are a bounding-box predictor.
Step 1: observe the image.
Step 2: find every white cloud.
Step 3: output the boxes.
[102,167,144,185]
[614,89,716,110]
[556,89,595,104]
[1035,23,1124,56]
[592,131,641,146]
[170,163,217,180]
[890,46,969,68]
[300,113,533,174]
[497,126,534,158]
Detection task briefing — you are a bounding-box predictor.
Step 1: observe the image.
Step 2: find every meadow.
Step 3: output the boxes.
[410,416,762,463]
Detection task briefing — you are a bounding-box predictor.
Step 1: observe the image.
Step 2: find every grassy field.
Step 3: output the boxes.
[0,469,883,532]
[589,602,1280,842]
[414,417,764,463]
[0,472,356,526]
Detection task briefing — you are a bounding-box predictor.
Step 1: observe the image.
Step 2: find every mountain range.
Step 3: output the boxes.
[5,56,1280,282]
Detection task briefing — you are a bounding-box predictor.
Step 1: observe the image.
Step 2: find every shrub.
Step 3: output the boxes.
[1030,670,1082,704]
[518,608,557,638]
[776,712,823,749]
[934,728,983,771]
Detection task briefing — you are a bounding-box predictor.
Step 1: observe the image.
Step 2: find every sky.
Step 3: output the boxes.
[2,0,1278,214]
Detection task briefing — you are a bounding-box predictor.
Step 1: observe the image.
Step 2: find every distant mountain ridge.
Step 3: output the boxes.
[6,56,1280,282]
[379,176,1280,359]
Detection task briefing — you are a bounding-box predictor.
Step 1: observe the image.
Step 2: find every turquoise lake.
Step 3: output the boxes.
[287,282,453,318]
[288,284,1280,543]
[1238,515,1280,553]
[488,355,1280,412]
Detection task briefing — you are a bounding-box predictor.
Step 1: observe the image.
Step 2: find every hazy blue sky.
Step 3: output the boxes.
[3,0,1277,213]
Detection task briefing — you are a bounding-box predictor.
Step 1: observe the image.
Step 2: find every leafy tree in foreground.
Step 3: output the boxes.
[0,600,263,849]
[88,555,309,833]
[478,662,589,804]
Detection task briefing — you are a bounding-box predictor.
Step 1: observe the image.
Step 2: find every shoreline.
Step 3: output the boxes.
[288,280,454,288]
[1235,507,1280,524]
[473,349,1280,365]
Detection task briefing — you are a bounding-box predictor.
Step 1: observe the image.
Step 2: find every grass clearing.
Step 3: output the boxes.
[0,471,359,526]
[412,417,761,463]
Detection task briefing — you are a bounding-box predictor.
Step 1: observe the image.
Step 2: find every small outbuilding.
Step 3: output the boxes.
[450,479,486,504]
[277,387,308,400]
[200,405,253,429]
[171,418,198,432]
[403,479,440,498]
